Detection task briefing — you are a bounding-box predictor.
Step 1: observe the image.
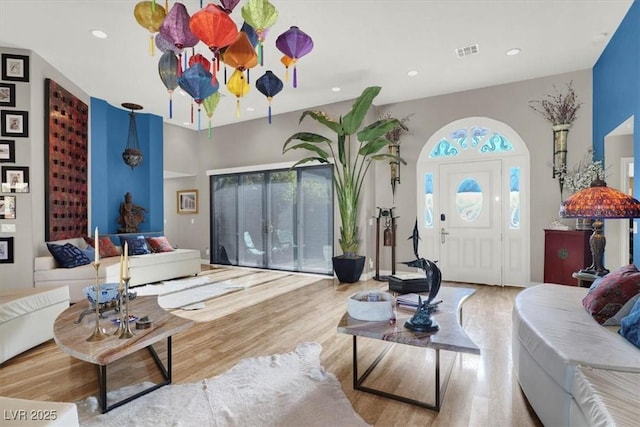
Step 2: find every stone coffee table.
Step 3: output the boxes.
[337,286,480,411]
[54,296,193,413]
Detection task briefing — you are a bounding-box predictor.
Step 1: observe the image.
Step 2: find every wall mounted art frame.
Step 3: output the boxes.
[1,166,29,193]
[0,83,16,107]
[1,54,29,82]
[177,189,198,214]
[0,195,16,219]
[1,110,28,137]
[0,140,15,163]
[45,79,89,241]
[0,237,14,263]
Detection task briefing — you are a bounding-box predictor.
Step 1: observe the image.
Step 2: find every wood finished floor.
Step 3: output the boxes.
[0,266,543,427]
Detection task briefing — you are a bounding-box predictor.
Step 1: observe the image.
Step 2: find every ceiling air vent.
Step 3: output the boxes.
[456,44,479,58]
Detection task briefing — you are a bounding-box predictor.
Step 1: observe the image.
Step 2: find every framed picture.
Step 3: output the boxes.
[1,110,28,137]
[0,83,16,107]
[0,195,15,219]
[1,166,29,193]
[177,189,198,214]
[0,237,14,264]
[0,140,15,163]
[1,54,29,82]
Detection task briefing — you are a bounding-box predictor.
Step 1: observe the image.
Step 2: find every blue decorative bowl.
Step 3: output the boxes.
[84,283,120,305]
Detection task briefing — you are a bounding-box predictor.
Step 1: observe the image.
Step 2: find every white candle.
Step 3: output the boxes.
[94,227,99,264]
[119,254,124,290]
[123,241,129,278]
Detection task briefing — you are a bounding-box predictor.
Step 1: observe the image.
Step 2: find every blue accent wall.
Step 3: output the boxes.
[593,0,640,262]
[90,98,164,234]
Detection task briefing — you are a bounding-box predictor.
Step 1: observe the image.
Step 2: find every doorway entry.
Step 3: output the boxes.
[417,117,530,286]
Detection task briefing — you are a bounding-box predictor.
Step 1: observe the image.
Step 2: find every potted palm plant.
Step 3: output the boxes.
[283,86,407,282]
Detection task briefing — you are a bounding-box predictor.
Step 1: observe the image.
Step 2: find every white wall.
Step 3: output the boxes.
[163,69,593,283]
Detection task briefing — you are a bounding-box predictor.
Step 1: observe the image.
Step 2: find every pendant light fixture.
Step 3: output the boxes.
[122,103,144,169]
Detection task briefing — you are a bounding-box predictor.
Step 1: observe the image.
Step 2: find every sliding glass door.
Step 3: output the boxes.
[210,165,333,275]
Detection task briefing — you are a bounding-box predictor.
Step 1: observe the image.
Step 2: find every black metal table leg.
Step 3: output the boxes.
[352,335,457,411]
[97,336,173,413]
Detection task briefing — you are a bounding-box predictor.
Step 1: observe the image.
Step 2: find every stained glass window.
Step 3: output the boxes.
[456,178,483,222]
[424,173,433,228]
[510,167,520,229]
[429,127,514,158]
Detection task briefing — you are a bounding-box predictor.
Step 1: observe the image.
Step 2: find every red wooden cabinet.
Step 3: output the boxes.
[544,229,592,286]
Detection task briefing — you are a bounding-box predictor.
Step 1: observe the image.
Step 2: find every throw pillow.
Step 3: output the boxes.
[47,243,92,268]
[80,246,95,261]
[120,235,151,255]
[84,236,121,258]
[146,236,174,253]
[582,264,640,325]
[603,294,640,326]
[619,297,640,348]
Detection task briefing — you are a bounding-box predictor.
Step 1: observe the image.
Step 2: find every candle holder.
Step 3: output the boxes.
[86,262,108,342]
[118,276,135,339]
[113,283,126,336]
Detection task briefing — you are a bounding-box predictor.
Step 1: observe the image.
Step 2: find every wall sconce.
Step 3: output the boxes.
[552,124,570,192]
[389,142,400,196]
[122,102,144,170]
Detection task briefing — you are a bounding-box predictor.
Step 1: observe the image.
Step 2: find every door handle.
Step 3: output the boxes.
[440,227,449,244]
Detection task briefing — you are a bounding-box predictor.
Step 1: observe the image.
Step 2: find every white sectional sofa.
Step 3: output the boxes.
[0,286,70,364]
[33,238,201,303]
[512,284,640,427]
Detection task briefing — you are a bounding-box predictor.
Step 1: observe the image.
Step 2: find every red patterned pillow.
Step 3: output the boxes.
[582,264,640,324]
[146,236,174,253]
[84,236,121,258]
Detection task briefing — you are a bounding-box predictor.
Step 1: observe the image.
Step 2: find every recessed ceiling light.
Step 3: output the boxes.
[182,122,191,126]
[90,29,108,39]
[246,107,255,112]
[407,70,418,77]
[505,48,521,56]
[331,87,341,92]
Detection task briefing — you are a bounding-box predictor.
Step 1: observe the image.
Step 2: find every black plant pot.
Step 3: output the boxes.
[332,255,366,283]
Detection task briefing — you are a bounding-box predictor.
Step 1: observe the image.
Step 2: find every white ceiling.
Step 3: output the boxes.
[0,0,633,131]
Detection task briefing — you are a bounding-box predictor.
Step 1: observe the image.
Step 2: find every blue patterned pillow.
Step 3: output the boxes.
[119,235,151,255]
[619,297,640,348]
[80,246,95,261]
[47,243,92,268]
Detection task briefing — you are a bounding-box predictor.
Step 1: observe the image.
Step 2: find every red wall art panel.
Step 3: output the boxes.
[45,79,89,241]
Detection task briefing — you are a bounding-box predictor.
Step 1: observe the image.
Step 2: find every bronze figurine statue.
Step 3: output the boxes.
[116,192,146,233]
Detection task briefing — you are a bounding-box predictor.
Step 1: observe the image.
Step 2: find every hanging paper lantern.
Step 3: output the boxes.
[275,26,313,88]
[280,55,295,82]
[189,53,211,70]
[156,33,181,54]
[158,51,179,118]
[202,92,221,139]
[133,1,167,55]
[241,0,278,65]
[227,69,250,118]
[222,32,258,83]
[189,4,238,83]
[240,21,259,47]
[220,0,241,13]
[178,63,219,130]
[255,70,283,124]
[160,2,199,75]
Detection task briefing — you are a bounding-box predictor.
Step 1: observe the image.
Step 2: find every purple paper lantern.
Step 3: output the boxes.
[275,26,313,88]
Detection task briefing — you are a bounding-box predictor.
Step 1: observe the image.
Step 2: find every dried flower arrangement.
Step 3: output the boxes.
[561,151,607,194]
[529,81,582,126]
[381,112,413,143]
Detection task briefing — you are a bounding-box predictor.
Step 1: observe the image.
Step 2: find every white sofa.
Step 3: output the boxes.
[0,286,70,364]
[34,238,201,303]
[512,284,640,427]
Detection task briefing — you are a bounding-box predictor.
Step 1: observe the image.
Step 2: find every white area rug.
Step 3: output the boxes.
[134,276,243,310]
[77,342,370,427]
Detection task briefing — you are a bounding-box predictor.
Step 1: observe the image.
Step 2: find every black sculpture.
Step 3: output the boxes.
[402,219,442,332]
[116,192,146,233]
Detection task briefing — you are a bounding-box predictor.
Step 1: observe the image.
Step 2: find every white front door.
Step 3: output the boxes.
[438,159,502,285]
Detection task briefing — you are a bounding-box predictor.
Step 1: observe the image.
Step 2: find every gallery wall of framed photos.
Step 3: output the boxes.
[0,52,29,267]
